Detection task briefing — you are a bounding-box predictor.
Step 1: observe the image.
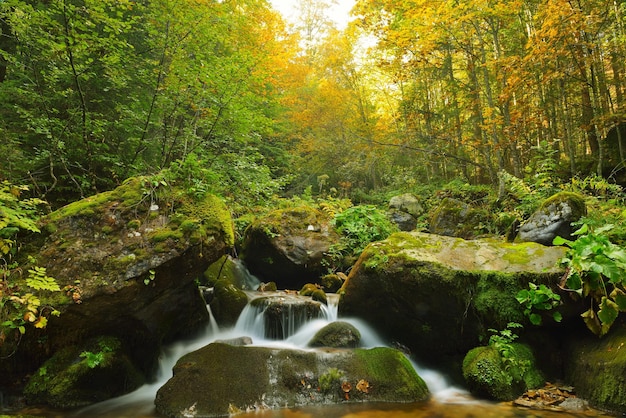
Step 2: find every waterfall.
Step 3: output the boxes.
[74,280,463,416]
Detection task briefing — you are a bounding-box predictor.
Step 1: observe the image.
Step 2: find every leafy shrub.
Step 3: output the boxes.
[515,283,562,325]
[1,183,60,354]
[555,223,626,336]
[327,205,397,270]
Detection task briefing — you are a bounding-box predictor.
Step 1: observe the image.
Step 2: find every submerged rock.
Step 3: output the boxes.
[338,231,567,364]
[250,293,324,340]
[155,343,429,417]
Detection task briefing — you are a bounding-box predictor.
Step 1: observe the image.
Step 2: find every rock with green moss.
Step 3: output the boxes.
[516,192,586,245]
[428,197,491,239]
[209,279,249,326]
[462,344,544,401]
[240,206,340,289]
[2,175,234,397]
[320,273,344,292]
[299,283,327,304]
[24,336,144,408]
[202,255,260,290]
[155,343,429,417]
[564,324,626,413]
[338,231,566,364]
[308,321,361,348]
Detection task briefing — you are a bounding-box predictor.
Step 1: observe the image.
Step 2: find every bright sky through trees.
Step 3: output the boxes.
[270,0,355,29]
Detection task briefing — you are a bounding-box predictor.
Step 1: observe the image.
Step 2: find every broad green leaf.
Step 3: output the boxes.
[529,313,542,326]
[610,288,626,311]
[552,311,563,322]
[566,273,583,295]
[552,236,571,246]
[581,308,602,336]
[597,297,619,334]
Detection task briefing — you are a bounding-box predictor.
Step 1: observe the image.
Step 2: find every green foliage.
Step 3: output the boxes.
[554,223,626,336]
[515,283,562,325]
[487,322,529,379]
[26,264,61,292]
[328,205,397,270]
[1,182,60,355]
[79,337,118,368]
[318,367,345,392]
[143,269,156,286]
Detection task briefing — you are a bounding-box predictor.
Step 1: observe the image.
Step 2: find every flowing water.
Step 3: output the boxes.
[9,285,618,418]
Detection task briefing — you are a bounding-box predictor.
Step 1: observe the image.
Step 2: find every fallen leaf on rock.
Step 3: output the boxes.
[356,379,370,393]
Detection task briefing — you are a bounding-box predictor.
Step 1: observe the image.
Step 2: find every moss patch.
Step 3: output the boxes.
[462,343,543,401]
[565,325,626,412]
[24,336,144,408]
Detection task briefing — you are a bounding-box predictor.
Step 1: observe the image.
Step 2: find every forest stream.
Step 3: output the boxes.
[10,284,618,418]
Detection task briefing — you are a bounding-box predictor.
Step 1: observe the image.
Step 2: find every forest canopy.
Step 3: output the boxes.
[0,0,625,208]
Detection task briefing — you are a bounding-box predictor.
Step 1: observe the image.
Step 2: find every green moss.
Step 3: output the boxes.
[180,194,234,247]
[180,219,199,233]
[566,327,626,412]
[500,242,543,265]
[24,336,143,408]
[354,347,428,398]
[210,279,248,326]
[473,272,526,328]
[149,228,184,243]
[542,191,587,217]
[127,219,141,230]
[462,343,543,401]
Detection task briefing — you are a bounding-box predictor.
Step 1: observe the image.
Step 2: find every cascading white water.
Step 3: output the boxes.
[75,285,464,417]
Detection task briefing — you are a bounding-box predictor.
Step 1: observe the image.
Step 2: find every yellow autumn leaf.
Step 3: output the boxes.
[24,311,36,322]
[34,316,48,329]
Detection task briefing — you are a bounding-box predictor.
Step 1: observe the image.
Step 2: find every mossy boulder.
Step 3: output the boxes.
[462,344,544,401]
[202,255,259,290]
[517,192,586,245]
[1,176,234,395]
[299,283,327,304]
[240,206,340,288]
[428,197,488,239]
[209,279,249,327]
[320,273,344,292]
[338,231,567,365]
[564,323,626,413]
[308,321,361,348]
[154,343,429,417]
[24,336,144,408]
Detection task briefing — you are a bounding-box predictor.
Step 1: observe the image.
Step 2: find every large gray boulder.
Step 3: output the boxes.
[2,176,234,403]
[338,232,567,364]
[155,342,429,417]
[240,206,339,288]
[516,192,586,245]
